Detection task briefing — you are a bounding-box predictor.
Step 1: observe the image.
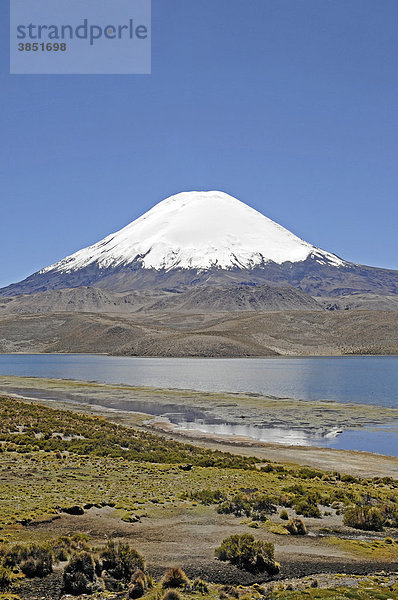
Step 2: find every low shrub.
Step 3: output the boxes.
[285,518,307,535]
[128,569,147,598]
[102,572,122,592]
[341,474,359,484]
[279,509,289,520]
[297,468,324,480]
[260,464,286,473]
[131,569,147,584]
[100,540,145,583]
[381,504,398,528]
[128,579,145,599]
[0,565,13,591]
[191,489,225,505]
[294,500,321,519]
[217,493,276,521]
[0,545,25,569]
[51,534,89,563]
[0,543,52,578]
[214,534,280,574]
[20,545,53,578]
[162,566,189,589]
[63,552,100,595]
[343,505,384,531]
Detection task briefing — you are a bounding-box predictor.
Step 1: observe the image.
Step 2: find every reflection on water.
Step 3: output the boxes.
[171,418,398,455]
[173,419,343,446]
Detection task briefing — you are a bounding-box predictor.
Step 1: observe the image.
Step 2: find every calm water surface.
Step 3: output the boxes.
[0,354,397,455]
[0,354,397,406]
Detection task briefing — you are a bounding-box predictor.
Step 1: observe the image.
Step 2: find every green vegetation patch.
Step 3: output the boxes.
[270,583,398,599]
[0,394,397,535]
[0,395,254,469]
[214,534,280,574]
[327,536,398,561]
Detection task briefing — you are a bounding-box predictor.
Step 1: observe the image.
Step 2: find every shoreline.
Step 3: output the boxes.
[1,374,398,479]
[1,351,398,357]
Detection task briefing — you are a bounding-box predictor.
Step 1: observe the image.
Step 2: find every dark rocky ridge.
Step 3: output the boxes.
[0,284,322,315]
[1,256,398,298]
[317,293,398,311]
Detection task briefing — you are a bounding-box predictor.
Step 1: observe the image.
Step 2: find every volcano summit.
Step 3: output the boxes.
[1,191,397,297]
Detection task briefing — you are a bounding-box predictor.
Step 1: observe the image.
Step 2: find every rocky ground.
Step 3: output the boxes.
[12,504,398,600]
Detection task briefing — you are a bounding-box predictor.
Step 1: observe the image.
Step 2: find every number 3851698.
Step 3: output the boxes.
[18,43,67,51]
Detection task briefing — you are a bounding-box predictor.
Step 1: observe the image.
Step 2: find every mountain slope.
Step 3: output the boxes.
[0,285,322,315]
[1,191,397,298]
[0,310,397,356]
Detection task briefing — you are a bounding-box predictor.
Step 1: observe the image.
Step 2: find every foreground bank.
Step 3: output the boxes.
[0,392,397,600]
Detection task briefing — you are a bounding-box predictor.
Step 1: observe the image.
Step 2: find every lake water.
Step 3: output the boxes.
[0,354,397,455]
[0,354,397,406]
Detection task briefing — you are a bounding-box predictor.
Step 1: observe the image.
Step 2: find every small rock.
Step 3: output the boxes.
[62,505,84,515]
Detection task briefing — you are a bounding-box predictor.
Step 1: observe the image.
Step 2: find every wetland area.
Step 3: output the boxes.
[0,355,397,600]
[0,354,397,455]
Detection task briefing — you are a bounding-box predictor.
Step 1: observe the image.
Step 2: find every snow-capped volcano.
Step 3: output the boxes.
[40,191,343,274]
[1,190,397,298]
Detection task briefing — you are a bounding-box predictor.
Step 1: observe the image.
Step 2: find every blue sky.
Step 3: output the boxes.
[1,0,397,288]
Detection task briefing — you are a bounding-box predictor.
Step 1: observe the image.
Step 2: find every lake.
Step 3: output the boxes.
[0,353,397,455]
